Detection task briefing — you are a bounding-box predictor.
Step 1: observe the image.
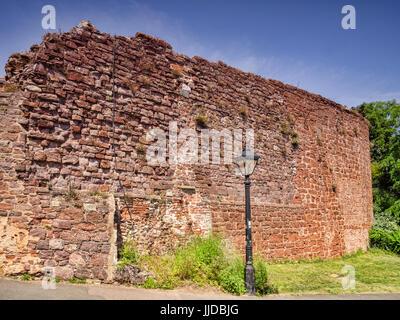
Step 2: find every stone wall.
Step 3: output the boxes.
[0,20,373,278]
[118,190,212,255]
[0,190,117,280]
[0,88,117,279]
[212,202,343,260]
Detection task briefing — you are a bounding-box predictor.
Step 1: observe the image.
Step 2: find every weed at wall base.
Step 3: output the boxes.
[68,278,86,284]
[118,240,138,268]
[20,274,35,281]
[117,235,278,296]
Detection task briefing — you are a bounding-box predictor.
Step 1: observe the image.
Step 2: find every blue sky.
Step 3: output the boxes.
[0,0,399,107]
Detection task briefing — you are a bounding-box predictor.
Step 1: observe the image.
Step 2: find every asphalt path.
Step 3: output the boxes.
[1,278,400,300]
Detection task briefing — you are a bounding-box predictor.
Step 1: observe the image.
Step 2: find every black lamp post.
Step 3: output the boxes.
[234,146,260,296]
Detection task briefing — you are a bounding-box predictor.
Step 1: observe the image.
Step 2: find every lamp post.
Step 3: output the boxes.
[234,146,260,296]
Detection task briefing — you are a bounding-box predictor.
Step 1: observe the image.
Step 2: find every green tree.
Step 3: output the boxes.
[354,100,400,223]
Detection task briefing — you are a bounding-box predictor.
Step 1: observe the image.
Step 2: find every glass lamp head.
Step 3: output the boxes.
[234,147,260,176]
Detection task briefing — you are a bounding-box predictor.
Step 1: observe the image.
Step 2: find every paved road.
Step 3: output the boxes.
[1,278,400,300]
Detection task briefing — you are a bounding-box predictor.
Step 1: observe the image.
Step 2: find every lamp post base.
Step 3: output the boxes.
[245,263,256,296]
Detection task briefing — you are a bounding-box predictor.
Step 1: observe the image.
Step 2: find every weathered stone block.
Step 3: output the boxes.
[33,152,46,162]
[179,83,191,98]
[54,250,69,261]
[49,239,64,250]
[46,152,61,163]
[29,227,46,239]
[37,120,54,129]
[69,252,86,266]
[80,241,98,252]
[36,240,49,250]
[86,212,103,223]
[92,267,107,280]
[55,266,74,280]
[114,264,148,285]
[90,253,107,266]
[25,85,42,93]
[53,219,72,229]
[62,155,79,165]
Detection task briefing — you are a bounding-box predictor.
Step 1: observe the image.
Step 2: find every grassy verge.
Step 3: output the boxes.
[119,237,400,296]
[266,248,400,295]
[119,235,277,296]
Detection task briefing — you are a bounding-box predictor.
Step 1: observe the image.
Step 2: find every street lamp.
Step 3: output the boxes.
[234,146,260,296]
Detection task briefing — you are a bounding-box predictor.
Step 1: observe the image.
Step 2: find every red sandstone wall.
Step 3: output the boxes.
[0,191,116,279]
[119,192,211,254]
[0,90,117,279]
[0,20,373,271]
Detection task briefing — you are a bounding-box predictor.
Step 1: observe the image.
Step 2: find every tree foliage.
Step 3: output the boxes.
[354,100,400,232]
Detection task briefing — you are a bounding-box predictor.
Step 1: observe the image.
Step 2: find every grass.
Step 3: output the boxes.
[88,190,108,199]
[141,62,154,71]
[129,82,138,95]
[64,185,79,201]
[281,121,290,134]
[64,185,83,208]
[291,136,299,147]
[117,237,400,296]
[118,240,138,268]
[266,248,400,295]
[3,83,19,93]
[170,69,182,77]
[239,106,247,117]
[20,274,35,281]
[140,76,151,86]
[135,145,145,154]
[118,235,277,296]
[68,278,86,284]
[195,114,208,128]
[316,135,323,146]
